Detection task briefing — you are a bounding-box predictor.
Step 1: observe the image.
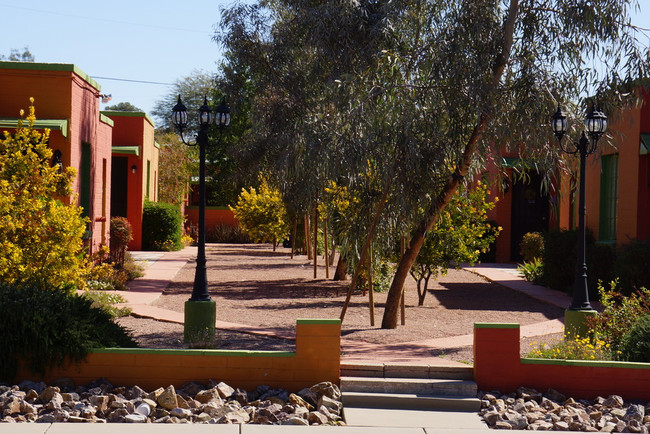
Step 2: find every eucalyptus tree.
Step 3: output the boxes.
[217,0,649,329]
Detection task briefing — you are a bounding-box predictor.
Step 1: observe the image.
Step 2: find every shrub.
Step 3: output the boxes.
[207,223,251,243]
[142,201,182,251]
[82,291,132,318]
[0,100,88,290]
[230,179,289,248]
[614,240,650,295]
[586,280,650,356]
[517,257,545,284]
[0,283,137,381]
[619,314,650,362]
[527,334,611,361]
[109,217,133,266]
[520,232,544,262]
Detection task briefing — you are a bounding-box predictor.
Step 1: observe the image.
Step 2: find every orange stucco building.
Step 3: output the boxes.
[0,61,113,253]
[0,61,159,253]
[487,91,650,262]
[104,111,160,250]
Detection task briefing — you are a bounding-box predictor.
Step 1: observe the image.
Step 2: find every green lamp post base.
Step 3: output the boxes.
[184,300,216,344]
[564,309,598,339]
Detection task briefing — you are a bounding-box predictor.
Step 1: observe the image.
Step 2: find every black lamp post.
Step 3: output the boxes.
[551,104,607,317]
[172,95,230,341]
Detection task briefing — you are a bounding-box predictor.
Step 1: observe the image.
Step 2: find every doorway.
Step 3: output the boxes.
[111,156,128,218]
[510,172,549,261]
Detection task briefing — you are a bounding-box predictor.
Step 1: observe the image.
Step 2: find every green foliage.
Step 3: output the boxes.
[619,314,650,362]
[142,200,183,251]
[520,232,544,262]
[0,101,89,291]
[613,240,650,295]
[517,258,545,284]
[410,182,500,305]
[526,334,611,361]
[82,291,132,318]
[587,281,650,357]
[0,283,137,381]
[103,101,142,112]
[156,131,197,207]
[0,47,34,62]
[230,179,289,246]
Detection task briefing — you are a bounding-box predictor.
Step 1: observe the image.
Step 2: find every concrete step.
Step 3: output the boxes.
[340,362,474,380]
[342,391,482,412]
[340,376,478,397]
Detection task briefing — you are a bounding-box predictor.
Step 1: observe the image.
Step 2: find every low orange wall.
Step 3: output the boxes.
[474,323,650,400]
[185,206,238,229]
[16,319,340,391]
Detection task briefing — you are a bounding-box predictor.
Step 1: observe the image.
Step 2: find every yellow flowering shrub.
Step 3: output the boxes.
[527,334,612,361]
[0,100,88,291]
[230,178,289,246]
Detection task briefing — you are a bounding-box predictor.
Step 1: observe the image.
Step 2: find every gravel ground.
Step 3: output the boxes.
[118,243,565,364]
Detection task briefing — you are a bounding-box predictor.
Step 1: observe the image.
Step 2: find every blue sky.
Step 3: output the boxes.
[1,1,649,125]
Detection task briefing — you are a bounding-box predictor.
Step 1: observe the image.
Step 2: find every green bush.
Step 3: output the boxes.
[517,258,545,284]
[109,217,133,266]
[0,283,137,381]
[142,201,183,251]
[619,314,650,362]
[520,232,544,262]
[614,240,650,295]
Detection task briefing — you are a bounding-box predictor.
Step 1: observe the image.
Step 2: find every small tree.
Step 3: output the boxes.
[410,182,500,306]
[0,100,88,290]
[230,179,289,250]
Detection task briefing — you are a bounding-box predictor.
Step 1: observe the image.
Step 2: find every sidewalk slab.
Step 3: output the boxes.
[343,408,488,430]
[46,425,237,433]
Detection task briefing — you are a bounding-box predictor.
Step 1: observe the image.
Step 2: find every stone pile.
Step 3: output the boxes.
[0,378,345,425]
[479,387,650,432]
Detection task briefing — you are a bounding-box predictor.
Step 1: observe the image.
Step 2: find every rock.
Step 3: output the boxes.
[232,388,248,405]
[283,416,309,425]
[517,386,543,403]
[308,382,341,401]
[35,413,56,423]
[125,385,147,400]
[89,395,109,414]
[124,413,147,423]
[170,407,193,419]
[545,388,567,403]
[195,388,221,404]
[554,420,569,430]
[215,382,235,399]
[625,404,645,422]
[176,393,190,409]
[603,395,625,408]
[45,392,64,410]
[307,410,329,425]
[157,386,178,410]
[289,393,313,410]
[179,382,205,398]
[318,395,342,415]
[39,386,61,403]
[494,420,513,429]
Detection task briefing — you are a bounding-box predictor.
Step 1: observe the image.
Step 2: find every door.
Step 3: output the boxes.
[510,172,549,261]
[111,156,128,218]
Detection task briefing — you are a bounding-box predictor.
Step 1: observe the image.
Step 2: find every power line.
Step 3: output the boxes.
[92,76,174,86]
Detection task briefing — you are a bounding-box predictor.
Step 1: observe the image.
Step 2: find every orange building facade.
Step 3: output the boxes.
[486,92,650,262]
[104,111,160,250]
[0,61,113,253]
[0,61,160,254]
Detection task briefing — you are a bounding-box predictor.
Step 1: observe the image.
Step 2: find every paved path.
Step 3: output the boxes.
[120,247,568,367]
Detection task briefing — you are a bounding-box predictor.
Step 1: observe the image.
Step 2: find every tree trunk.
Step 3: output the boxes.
[380,0,518,329]
[334,255,347,281]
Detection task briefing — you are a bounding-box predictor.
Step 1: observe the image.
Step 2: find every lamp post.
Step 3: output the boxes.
[172,95,230,343]
[551,104,607,336]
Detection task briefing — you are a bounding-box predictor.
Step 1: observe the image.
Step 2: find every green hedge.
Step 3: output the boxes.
[142,200,182,251]
[0,284,137,381]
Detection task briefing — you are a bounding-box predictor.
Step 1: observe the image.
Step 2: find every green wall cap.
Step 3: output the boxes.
[297,318,342,325]
[187,206,232,210]
[99,114,114,127]
[0,118,69,138]
[154,141,161,149]
[474,323,520,329]
[101,110,155,127]
[91,348,296,358]
[0,61,101,91]
[112,146,140,156]
[521,357,650,369]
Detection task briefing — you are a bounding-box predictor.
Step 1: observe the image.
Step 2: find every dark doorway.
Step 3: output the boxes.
[510,172,549,261]
[111,156,128,218]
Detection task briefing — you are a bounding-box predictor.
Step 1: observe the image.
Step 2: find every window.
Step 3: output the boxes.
[80,142,91,218]
[599,154,618,243]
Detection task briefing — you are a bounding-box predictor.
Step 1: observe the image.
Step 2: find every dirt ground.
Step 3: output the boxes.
[119,243,565,364]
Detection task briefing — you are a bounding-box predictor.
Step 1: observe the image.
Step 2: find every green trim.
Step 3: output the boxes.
[112,146,140,156]
[0,118,69,138]
[0,61,101,91]
[474,323,520,329]
[521,357,650,369]
[101,110,155,127]
[99,114,114,127]
[91,348,295,358]
[641,134,650,156]
[297,318,341,325]
[154,141,161,149]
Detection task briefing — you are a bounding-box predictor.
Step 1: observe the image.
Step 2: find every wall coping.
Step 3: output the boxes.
[521,357,650,370]
[474,322,520,329]
[91,348,295,358]
[0,61,101,91]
